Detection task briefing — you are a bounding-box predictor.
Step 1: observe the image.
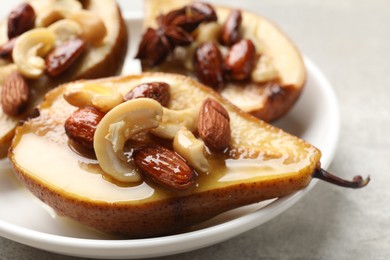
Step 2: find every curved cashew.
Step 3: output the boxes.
[94,98,163,182]
[12,28,55,79]
[48,19,82,45]
[63,83,124,113]
[151,106,200,139]
[173,127,209,173]
[69,10,107,45]
[34,0,83,27]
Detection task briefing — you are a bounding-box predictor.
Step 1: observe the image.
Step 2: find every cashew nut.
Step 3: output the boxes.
[94,98,163,182]
[33,0,83,27]
[69,10,107,45]
[173,127,209,173]
[48,19,82,46]
[12,28,55,79]
[151,105,200,139]
[63,83,124,113]
[251,55,279,83]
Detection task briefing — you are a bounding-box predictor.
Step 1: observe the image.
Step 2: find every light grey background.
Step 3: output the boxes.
[1,0,389,259]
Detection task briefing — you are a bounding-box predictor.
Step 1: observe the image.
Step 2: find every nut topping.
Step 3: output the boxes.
[94,98,163,182]
[124,82,170,106]
[198,98,231,152]
[7,3,36,39]
[12,28,56,79]
[164,26,194,47]
[158,6,205,33]
[189,2,218,22]
[134,145,196,191]
[224,39,257,81]
[1,72,30,116]
[45,38,86,77]
[135,27,173,66]
[64,107,105,151]
[194,42,224,89]
[220,9,242,46]
[137,4,217,66]
[0,37,18,61]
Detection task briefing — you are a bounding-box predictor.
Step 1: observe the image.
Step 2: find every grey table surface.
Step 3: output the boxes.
[0,0,389,259]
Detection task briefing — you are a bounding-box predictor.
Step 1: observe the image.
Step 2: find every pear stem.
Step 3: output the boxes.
[312,168,370,188]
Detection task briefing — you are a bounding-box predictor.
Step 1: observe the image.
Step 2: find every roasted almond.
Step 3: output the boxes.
[134,145,196,191]
[124,82,170,106]
[164,26,194,47]
[189,2,218,22]
[46,38,86,77]
[224,39,257,81]
[0,37,18,61]
[1,71,29,116]
[7,3,36,39]
[198,98,231,152]
[194,41,224,89]
[64,106,105,151]
[135,27,173,66]
[220,9,242,46]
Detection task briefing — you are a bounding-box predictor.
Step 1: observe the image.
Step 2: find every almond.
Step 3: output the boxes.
[0,37,18,61]
[7,3,36,39]
[1,72,30,116]
[198,98,231,152]
[194,41,224,89]
[224,39,257,81]
[45,38,86,77]
[124,82,170,106]
[134,145,196,191]
[220,9,242,46]
[64,106,105,151]
[189,2,218,22]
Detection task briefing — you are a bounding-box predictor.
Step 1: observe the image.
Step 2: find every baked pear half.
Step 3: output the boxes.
[0,0,128,157]
[9,73,368,238]
[136,0,306,122]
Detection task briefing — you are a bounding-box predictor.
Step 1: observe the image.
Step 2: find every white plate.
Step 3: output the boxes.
[0,11,339,260]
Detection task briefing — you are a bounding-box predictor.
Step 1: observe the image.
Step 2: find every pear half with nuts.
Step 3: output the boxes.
[137,0,305,123]
[9,73,369,238]
[0,0,128,157]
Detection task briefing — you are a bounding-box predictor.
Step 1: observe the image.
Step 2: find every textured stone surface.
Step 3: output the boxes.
[1,0,389,259]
